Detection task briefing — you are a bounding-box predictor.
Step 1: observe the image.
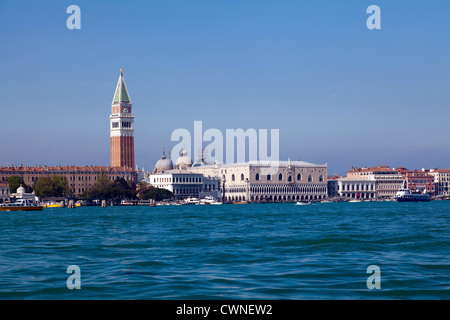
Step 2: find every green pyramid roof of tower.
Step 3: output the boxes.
[113,69,131,104]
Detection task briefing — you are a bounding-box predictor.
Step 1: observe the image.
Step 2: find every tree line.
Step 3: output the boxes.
[6,174,172,200]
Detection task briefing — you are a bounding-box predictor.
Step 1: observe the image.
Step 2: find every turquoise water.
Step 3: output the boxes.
[0,201,449,299]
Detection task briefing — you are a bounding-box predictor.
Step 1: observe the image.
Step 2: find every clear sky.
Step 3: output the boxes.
[1,0,449,175]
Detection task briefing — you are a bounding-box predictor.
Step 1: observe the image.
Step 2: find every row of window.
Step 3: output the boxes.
[111,122,133,128]
[340,184,376,191]
[153,176,202,184]
[246,173,324,182]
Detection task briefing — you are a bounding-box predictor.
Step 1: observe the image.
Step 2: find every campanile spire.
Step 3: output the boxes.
[110,68,135,169]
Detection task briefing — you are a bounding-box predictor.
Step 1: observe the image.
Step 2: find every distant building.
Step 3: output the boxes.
[0,165,138,197]
[428,169,450,197]
[10,184,37,202]
[0,182,10,204]
[396,167,434,195]
[151,148,329,202]
[145,170,220,200]
[337,177,377,200]
[347,165,403,200]
[327,176,341,198]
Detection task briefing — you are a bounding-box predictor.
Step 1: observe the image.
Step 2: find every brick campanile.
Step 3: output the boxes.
[110,68,135,169]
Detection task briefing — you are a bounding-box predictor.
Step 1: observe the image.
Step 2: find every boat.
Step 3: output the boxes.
[183,197,200,205]
[120,200,134,205]
[42,200,63,208]
[76,200,88,206]
[395,181,431,202]
[0,199,44,211]
[199,196,222,205]
[295,202,311,205]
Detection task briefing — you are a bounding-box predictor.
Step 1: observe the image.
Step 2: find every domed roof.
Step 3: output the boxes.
[17,185,25,194]
[175,148,192,169]
[154,149,173,173]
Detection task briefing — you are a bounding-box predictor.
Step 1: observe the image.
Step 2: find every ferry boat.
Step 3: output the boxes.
[0,199,44,211]
[395,181,431,202]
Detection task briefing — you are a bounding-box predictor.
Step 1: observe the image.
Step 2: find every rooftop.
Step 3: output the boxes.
[0,165,136,173]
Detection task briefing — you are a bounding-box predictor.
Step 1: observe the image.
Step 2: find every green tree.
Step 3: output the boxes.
[7,175,31,193]
[80,172,137,199]
[138,182,172,201]
[34,177,57,197]
[52,175,70,197]
[33,175,70,197]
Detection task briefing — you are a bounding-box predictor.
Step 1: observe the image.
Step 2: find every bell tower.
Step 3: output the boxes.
[110,68,135,169]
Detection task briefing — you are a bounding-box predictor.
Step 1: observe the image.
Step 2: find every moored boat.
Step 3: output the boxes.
[395,181,431,202]
[0,199,44,211]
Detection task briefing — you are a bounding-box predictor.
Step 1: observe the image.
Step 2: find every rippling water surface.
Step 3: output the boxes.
[0,201,449,299]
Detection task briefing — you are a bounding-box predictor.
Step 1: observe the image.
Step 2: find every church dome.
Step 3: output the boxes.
[154,149,173,172]
[17,185,25,194]
[175,148,192,169]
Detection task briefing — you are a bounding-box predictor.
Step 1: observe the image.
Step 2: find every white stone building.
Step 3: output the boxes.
[337,177,377,200]
[346,165,404,200]
[148,148,328,202]
[187,160,328,203]
[428,169,450,196]
[0,182,10,204]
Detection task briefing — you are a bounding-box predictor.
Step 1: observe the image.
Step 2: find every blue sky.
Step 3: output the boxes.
[0,0,449,175]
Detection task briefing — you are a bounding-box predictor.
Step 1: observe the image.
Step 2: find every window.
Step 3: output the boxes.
[319,175,323,182]
[288,176,292,182]
[255,173,260,181]
[112,122,119,128]
[308,175,312,182]
[297,174,301,180]
[267,174,271,181]
[279,173,283,181]
[231,174,235,181]
[241,174,245,181]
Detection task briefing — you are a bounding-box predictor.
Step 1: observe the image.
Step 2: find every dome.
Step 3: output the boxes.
[154,149,173,173]
[175,148,192,169]
[17,185,25,194]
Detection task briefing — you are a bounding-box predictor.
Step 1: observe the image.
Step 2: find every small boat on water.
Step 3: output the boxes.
[199,196,222,205]
[183,197,200,205]
[296,202,311,205]
[395,181,431,202]
[0,199,44,211]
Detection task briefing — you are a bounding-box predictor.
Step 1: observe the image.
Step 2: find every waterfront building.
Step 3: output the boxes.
[145,170,220,200]
[178,156,328,202]
[0,165,138,197]
[0,182,10,204]
[347,165,403,200]
[396,167,435,195]
[337,177,377,200]
[428,169,450,197]
[327,176,341,198]
[110,68,135,169]
[10,184,38,202]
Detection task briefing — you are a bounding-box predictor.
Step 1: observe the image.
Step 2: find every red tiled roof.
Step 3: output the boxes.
[348,166,397,173]
[0,165,136,173]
